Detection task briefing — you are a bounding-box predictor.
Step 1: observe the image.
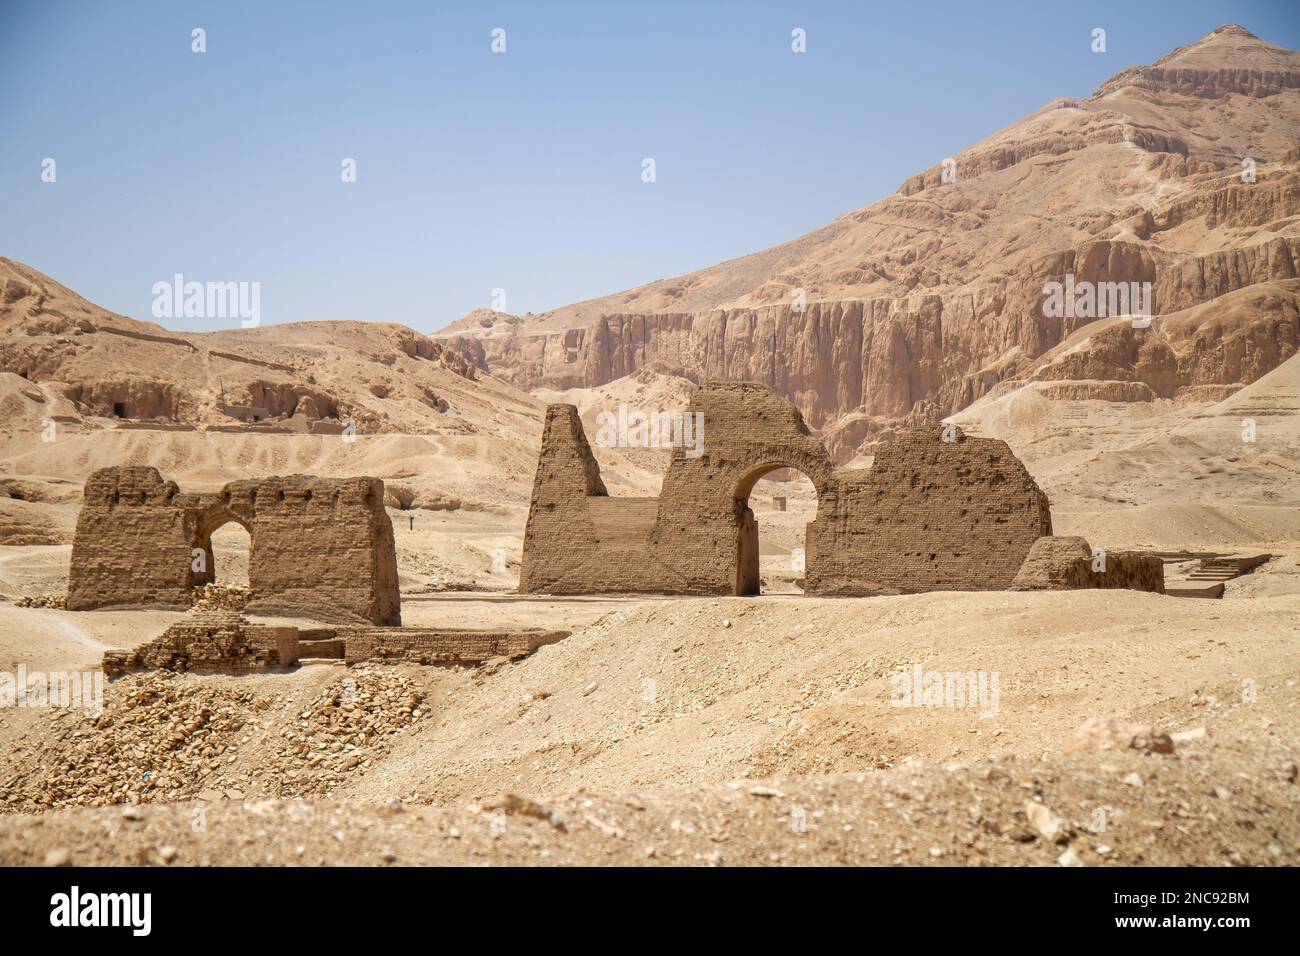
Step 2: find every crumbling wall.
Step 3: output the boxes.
[66,467,200,610]
[343,627,569,665]
[651,382,835,594]
[805,427,1053,594]
[233,476,401,625]
[102,612,298,677]
[103,619,569,676]
[68,467,401,624]
[1011,535,1165,593]
[518,381,1057,596]
[519,383,834,594]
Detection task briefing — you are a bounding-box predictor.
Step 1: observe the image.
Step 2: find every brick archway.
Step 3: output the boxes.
[731,462,820,596]
[190,508,254,590]
[518,381,1055,596]
[67,467,401,624]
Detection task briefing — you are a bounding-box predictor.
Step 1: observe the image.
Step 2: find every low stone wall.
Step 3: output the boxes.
[102,612,299,677]
[103,618,569,676]
[1010,536,1165,593]
[343,627,569,666]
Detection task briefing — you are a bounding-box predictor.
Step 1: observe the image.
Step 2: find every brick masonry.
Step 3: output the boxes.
[342,627,570,666]
[102,612,299,677]
[67,466,400,625]
[519,381,1161,596]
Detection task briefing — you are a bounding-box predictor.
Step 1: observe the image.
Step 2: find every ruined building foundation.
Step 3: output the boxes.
[519,381,1162,596]
[67,466,401,624]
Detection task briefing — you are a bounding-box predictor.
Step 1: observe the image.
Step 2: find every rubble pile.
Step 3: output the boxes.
[1,668,427,812]
[14,593,67,609]
[190,584,250,613]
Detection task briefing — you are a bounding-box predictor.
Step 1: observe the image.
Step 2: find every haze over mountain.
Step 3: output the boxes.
[438,25,1300,458]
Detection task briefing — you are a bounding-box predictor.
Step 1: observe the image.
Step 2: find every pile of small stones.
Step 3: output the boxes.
[14,593,67,609]
[270,667,426,796]
[190,584,250,613]
[4,672,256,811]
[2,667,427,811]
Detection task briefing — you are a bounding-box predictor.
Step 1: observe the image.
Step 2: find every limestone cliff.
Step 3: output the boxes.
[439,25,1300,452]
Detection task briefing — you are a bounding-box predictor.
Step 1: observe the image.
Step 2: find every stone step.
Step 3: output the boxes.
[1164,582,1226,599]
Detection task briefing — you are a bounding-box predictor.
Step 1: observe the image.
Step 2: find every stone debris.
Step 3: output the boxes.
[2,667,426,812]
[270,668,426,796]
[190,584,250,613]
[14,593,67,609]
[1025,801,1067,843]
[482,792,567,830]
[1064,717,1175,755]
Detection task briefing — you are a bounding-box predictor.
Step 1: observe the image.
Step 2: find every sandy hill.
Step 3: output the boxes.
[438,25,1300,459]
[2,585,1296,865]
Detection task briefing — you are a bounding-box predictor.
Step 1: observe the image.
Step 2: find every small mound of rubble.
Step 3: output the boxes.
[1064,716,1176,755]
[269,668,426,795]
[2,667,427,813]
[14,593,67,609]
[4,672,258,812]
[190,584,250,613]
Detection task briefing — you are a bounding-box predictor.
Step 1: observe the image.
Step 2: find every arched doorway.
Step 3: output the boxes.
[192,513,254,591]
[732,463,819,596]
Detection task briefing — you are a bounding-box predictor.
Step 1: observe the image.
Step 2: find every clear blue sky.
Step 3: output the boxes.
[2,0,1296,333]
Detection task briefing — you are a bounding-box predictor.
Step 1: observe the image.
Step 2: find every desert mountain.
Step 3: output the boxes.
[438,25,1300,456]
[0,255,551,552]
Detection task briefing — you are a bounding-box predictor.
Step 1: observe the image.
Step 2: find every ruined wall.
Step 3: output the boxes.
[804,427,1053,594]
[651,382,835,593]
[343,627,569,666]
[68,467,400,625]
[104,617,567,676]
[1011,536,1165,593]
[102,612,298,678]
[226,476,401,626]
[67,467,199,610]
[519,381,1055,596]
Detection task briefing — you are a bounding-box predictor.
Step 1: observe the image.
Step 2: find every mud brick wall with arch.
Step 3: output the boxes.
[67,466,400,625]
[519,381,1056,596]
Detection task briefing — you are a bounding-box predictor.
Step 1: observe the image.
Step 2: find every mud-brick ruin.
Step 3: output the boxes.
[67,466,400,625]
[103,610,569,677]
[520,381,1163,596]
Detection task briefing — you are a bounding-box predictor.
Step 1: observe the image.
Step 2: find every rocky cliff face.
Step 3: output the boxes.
[440,25,1300,452]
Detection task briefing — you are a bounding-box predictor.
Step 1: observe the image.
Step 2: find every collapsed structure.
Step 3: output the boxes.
[519,381,1163,596]
[67,466,401,624]
[102,610,567,677]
